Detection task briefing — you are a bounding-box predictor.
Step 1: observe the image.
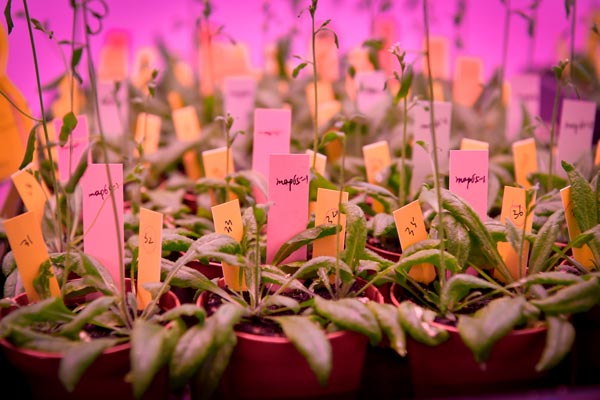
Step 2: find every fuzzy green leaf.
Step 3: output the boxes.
[271,224,337,266]
[394,248,459,275]
[292,256,353,282]
[457,296,526,363]
[440,274,503,314]
[528,209,564,274]
[536,316,575,372]
[314,296,381,345]
[60,338,119,392]
[367,301,406,356]
[18,124,40,170]
[563,160,597,231]
[272,315,332,387]
[530,277,600,315]
[64,148,89,193]
[59,296,116,338]
[519,271,583,288]
[59,111,78,146]
[292,62,308,78]
[341,202,367,270]
[4,0,13,34]
[396,301,449,346]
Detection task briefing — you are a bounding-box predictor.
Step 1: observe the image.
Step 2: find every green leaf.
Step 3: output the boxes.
[0,297,74,335]
[160,304,206,323]
[341,202,367,270]
[563,160,597,231]
[4,0,14,34]
[292,256,353,282]
[319,130,344,150]
[519,271,583,288]
[71,47,83,70]
[59,296,116,339]
[367,301,406,356]
[394,248,459,275]
[440,274,503,313]
[263,295,301,314]
[457,296,526,363]
[271,224,337,266]
[396,301,449,346]
[64,148,89,193]
[528,209,564,274]
[396,65,413,102]
[530,277,600,315]
[131,319,174,399]
[292,62,308,78]
[18,124,40,170]
[536,316,575,372]
[59,111,78,146]
[272,315,332,387]
[314,296,381,345]
[59,338,119,392]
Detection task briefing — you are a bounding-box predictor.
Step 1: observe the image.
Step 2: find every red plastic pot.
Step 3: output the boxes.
[389,283,555,398]
[365,238,400,304]
[197,278,383,399]
[0,279,180,400]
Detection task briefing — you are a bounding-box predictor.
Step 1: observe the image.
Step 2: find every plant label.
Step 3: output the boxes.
[11,164,48,225]
[313,188,348,258]
[460,138,489,150]
[561,186,595,270]
[97,80,129,139]
[223,76,256,135]
[595,139,600,166]
[135,113,162,156]
[512,138,538,188]
[557,99,596,176]
[3,211,60,301]
[212,199,246,291]
[306,81,336,118]
[306,149,327,176]
[497,186,534,282]
[363,140,392,213]
[202,146,236,205]
[132,46,158,94]
[97,29,130,82]
[452,56,483,107]
[506,74,541,141]
[393,200,435,284]
[267,154,310,264]
[355,70,389,121]
[55,114,90,183]
[82,163,125,291]
[449,149,489,219]
[252,108,291,202]
[411,100,452,196]
[173,105,202,179]
[314,30,340,82]
[422,36,449,80]
[137,208,163,309]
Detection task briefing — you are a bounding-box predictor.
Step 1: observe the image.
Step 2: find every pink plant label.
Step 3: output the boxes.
[506,74,540,141]
[252,108,291,203]
[449,149,489,219]
[355,70,389,119]
[266,153,310,264]
[411,100,452,196]
[55,114,90,183]
[97,81,128,138]
[81,163,124,291]
[223,76,256,134]
[557,99,596,175]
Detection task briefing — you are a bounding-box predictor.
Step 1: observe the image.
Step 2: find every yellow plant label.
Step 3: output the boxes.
[306,149,327,176]
[363,141,391,213]
[497,186,535,281]
[393,200,435,284]
[561,186,595,269]
[3,211,59,302]
[512,138,538,188]
[135,113,162,155]
[313,188,348,258]
[202,146,236,205]
[460,138,489,150]
[212,199,246,291]
[453,56,483,107]
[137,208,163,309]
[172,105,202,179]
[11,165,48,225]
[595,139,600,166]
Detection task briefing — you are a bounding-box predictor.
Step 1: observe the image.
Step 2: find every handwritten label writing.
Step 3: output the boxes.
[257,130,281,136]
[20,234,33,247]
[404,216,418,236]
[229,89,252,98]
[419,117,449,130]
[88,182,121,200]
[454,173,486,189]
[563,121,595,135]
[275,174,309,191]
[324,209,339,224]
[224,219,233,233]
[511,203,524,224]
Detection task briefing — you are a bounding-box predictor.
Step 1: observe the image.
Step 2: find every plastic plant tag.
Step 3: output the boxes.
[557,99,596,177]
[223,76,256,135]
[362,140,392,212]
[355,71,389,121]
[3,211,60,301]
[173,105,202,179]
[497,186,534,282]
[506,74,541,141]
[97,29,130,82]
[212,198,246,291]
[202,146,236,205]
[11,164,48,225]
[97,80,128,138]
[393,200,435,283]
[460,138,489,150]
[135,113,162,156]
[561,186,595,270]
[266,154,310,264]
[137,208,163,309]
[81,163,125,291]
[452,56,483,107]
[313,188,348,258]
[55,114,90,183]
[512,138,538,188]
[449,149,489,219]
[411,100,452,196]
[306,149,327,176]
[422,36,449,80]
[595,139,600,166]
[305,80,335,119]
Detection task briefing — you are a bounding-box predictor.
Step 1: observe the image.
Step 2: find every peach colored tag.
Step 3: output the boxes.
[212,199,246,291]
[137,208,163,309]
[173,106,202,179]
[497,186,535,281]
[313,188,348,258]
[561,186,595,269]
[393,200,436,283]
[3,211,60,301]
[452,56,483,107]
[595,139,600,166]
[423,36,449,80]
[135,113,162,156]
[11,164,48,225]
[306,149,327,176]
[202,147,236,205]
[97,29,130,82]
[363,140,392,213]
[512,138,538,188]
[460,138,489,150]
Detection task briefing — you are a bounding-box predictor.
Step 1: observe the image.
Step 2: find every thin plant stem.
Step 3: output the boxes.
[310,2,319,171]
[423,0,446,287]
[500,0,511,136]
[0,90,43,122]
[400,87,408,206]
[548,78,562,190]
[22,0,64,253]
[334,136,346,297]
[570,0,576,82]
